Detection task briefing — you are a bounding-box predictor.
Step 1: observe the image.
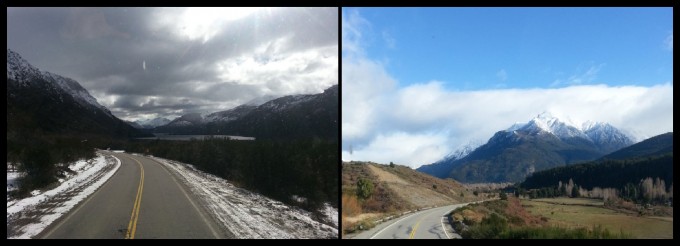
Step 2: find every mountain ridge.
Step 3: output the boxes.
[7,48,149,138]
[418,112,635,183]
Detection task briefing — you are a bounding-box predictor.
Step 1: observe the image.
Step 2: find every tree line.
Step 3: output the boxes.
[122,137,338,211]
[518,154,673,204]
[7,130,96,197]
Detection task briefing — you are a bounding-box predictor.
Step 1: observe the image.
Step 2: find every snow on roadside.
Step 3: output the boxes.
[151,156,338,239]
[6,153,121,239]
[323,203,338,229]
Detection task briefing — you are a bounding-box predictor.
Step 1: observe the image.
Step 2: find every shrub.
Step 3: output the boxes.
[356,178,374,200]
[500,192,508,200]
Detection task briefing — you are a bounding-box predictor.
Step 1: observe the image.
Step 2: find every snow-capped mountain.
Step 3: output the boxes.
[442,141,482,162]
[582,121,635,153]
[134,117,171,128]
[154,85,338,140]
[244,95,278,106]
[510,112,587,140]
[204,105,257,123]
[260,94,317,112]
[165,113,205,127]
[506,112,634,153]
[418,112,636,183]
[8,49,112,117]
[7,49,149,138]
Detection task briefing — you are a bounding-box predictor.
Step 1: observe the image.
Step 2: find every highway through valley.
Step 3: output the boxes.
[39,151,228,239]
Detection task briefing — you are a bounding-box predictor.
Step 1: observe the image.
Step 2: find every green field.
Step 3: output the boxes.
[522,198,673,239]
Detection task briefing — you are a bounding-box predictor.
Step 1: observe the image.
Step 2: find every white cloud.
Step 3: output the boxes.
[342,9,370,57]
[665,32,673,51]
[382,30,396,49]
[342,132,451,166]
[497,69,507,82]
[342,11,674,169]
[343,81,674,169]
[216,43,338,96]
[551,63,605,87]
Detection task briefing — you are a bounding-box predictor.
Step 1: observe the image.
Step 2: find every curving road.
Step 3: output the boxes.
[38,151,229,239]
[352,203,471,239]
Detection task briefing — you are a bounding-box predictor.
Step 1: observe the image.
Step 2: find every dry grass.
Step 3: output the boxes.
[342,194,361,217]
[523,198,673,239]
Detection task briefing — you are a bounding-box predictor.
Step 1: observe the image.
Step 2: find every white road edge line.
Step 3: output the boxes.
[440,217,451,239]
[369,209,426,239]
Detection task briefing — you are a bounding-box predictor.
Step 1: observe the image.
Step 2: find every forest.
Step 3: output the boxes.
[122,137,338,211]
[6,130,96,196]
[519,154,673,204]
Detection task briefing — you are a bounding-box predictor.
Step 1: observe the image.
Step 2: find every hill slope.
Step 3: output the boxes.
[600,132,673,160]
[343,161,477,213]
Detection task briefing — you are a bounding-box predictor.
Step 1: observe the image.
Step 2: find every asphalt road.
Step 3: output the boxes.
[39,151,227,239]
[353,203,471,239]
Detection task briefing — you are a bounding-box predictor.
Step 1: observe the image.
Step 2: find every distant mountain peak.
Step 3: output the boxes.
[418,112,636,182]
[442,140,483,162]
[135,117,171,128]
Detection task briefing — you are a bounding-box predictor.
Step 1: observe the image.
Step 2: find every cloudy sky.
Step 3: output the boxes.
[342,8,673,168]
[7,7,338,121]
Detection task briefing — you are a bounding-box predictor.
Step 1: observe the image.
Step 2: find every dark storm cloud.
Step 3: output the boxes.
[7,7,338,121]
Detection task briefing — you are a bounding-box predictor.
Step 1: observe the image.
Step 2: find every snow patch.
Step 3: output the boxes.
[6,153,121,239]
[151,156,338,238]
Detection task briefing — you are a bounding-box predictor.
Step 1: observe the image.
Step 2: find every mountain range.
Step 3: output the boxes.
[417,112,635,183]
[7,49,149,138]
[153,85,338,140]
[520,132,672,191]
[132,117,172,129]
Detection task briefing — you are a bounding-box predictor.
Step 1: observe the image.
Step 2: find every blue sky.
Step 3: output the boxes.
[342,7,673,168]
[346,7,672,90]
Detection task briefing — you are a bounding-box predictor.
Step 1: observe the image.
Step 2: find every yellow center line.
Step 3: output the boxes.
[125,156,144,239]
[409,219,422,239]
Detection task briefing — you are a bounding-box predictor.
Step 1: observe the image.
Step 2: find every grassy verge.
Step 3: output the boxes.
[450,197,632,239]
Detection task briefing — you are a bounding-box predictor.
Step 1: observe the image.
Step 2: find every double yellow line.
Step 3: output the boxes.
[125,157,145,239]
[409,220,422,239]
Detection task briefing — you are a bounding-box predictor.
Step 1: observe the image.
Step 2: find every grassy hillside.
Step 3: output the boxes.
[342,161,481,235]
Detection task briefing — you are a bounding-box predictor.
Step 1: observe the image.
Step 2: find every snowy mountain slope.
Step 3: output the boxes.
[154,85,338,140]
[582,121,635,153]
[7,49,149,138]
[7,49,112,117]
[259,94,317,112]
[508,112,634,148]
[441,141,483,163]
[243,95,278,106]
[204,105,256,123]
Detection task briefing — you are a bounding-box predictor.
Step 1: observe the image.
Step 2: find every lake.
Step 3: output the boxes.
[136,133,255,141]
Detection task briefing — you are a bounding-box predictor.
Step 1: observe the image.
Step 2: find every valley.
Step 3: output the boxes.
[7,7,339,238]
[523,198,672,239]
